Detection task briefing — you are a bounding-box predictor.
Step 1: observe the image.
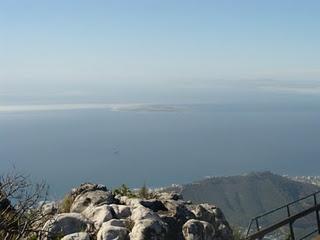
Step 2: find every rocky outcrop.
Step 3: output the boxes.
[97,221,129,240]
[41,183,234,240]
[71,190,116,213]
[182,219,215,240]
[41,213,92,239]
[82,204,114,229]
[130,218,169,240]
[109,204,131,219]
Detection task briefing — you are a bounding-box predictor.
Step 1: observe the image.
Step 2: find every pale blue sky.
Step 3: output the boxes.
[0,0,320,94]
[2,1,320,193]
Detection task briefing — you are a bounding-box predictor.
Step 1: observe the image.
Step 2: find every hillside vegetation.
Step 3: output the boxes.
[166,172,320,227]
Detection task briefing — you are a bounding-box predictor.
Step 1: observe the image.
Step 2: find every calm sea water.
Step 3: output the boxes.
[1,103,320,197]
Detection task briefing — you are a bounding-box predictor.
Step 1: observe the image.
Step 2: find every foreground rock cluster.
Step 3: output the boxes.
[40,183,234,240]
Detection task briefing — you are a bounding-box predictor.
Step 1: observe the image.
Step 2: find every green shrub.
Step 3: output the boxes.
[112,183,157,199]
[113,184,137,198]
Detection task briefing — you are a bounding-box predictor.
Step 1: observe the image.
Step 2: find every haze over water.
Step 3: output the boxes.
[1,1,320,196]
[1,82,320,196]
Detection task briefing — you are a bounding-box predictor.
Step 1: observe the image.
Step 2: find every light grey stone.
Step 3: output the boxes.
[97,222,129,240]
[61,232,90,240]
[82,204,114,229]
[182,219,215,240]
[71,190,115,213]
[130,218,168,240]
[42,213,92,239]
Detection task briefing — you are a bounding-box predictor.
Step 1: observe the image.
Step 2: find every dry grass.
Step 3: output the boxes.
[58,194,73,213]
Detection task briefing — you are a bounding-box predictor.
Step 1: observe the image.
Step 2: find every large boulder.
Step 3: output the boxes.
[118,196,141,207]
[160,215,183,240]
[182,219,215,240]
[41,213,92,239]
[130,218,169,240]
[61,232,90,240]
[163,200,196,226]
[130,205,160,222]
[192,204,217,226]
[194,204,233,240]
[109,204,131,219]
[71,190,115,213]
[140,199,168,212]
[70,183,108,199]
[157,192,183,201]
[97,221,129,240]
[82,204,115,229]
[159,200,196,240]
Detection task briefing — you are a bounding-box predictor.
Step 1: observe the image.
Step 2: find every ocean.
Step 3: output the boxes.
[1,101,320,197]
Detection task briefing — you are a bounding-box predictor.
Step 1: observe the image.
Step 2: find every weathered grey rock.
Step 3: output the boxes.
[39,183,234,240]
[158,200,196,240]
[130,218,169,240]
[119,196,141,207]
[71,190,115,213]
[97,221,129,240]
[158,192,183,201]
[140,199,168,212]
[40,201,58,215]
[202,205,233,240]
[189,204,234,240]
[61,232,90,240]
[182,219,215,240]
[160,215,183,240]
[163,200,195,224]
[130,205,160,222]
[42,213,92,239]
[215,223,234,240]
[110,204,131,219]
[104,219,127,228]
[82,204,114,229]
[71,183,108,199]
[192,204,217,225]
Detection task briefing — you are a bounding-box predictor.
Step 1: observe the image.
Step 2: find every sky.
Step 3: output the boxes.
[1,0,320,101]
[1,1,320,194]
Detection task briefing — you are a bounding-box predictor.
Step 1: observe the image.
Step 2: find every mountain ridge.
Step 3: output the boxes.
[164,171,320,227]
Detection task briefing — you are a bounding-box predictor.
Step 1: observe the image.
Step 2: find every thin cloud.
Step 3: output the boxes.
[0,103,183,113]
[255,79,320,95]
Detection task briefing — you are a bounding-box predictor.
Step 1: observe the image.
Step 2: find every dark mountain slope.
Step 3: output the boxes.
[166,172,320,227]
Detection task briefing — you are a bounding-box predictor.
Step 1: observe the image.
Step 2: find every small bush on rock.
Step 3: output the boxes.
[138,183,149,199]
[113,184,137,198]
[138,182,157,199]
